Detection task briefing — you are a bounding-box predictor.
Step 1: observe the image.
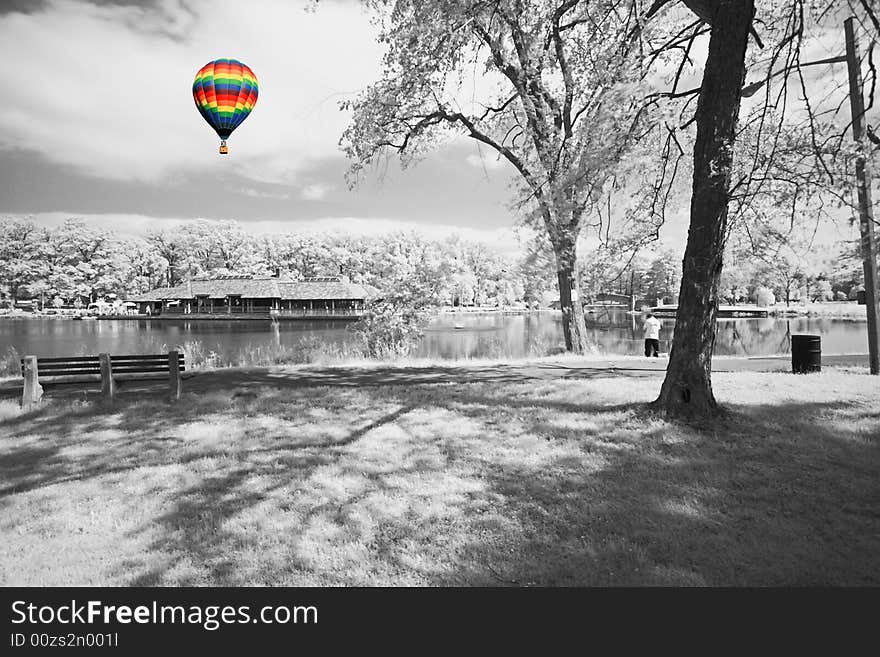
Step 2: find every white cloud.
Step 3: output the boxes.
[0,0,384,184]
[237,187,291,200]
[465,152,508,171]
[300,183,335,200]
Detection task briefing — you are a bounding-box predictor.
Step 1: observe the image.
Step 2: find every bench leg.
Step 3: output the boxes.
[21,355,43,410]
[168,350,182,402]
[100,353,115,404]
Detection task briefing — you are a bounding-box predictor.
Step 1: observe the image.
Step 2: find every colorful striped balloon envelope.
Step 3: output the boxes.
[193,58,259,154]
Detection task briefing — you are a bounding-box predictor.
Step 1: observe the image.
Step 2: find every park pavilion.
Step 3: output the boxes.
[131,275,380,319]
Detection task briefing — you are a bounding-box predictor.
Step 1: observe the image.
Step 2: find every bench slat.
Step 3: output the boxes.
[37,366,186,375]
[25,356,100,364]
[39,375,103,383]
[40,373,187,385]
[36,363,102,371]
[110,354,183,360]
[110,359,185,365]
[26,358,184,369]
[37,368,102,375]
[35,364,186,369]
[107,367,180,373]
[24,354,185,364]
[114,373,185,381]
[111,357,186,362]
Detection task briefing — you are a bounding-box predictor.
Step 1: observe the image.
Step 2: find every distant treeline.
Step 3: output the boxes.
[0,217,547,309]
[0,217,863,309]
[585,236,866,307]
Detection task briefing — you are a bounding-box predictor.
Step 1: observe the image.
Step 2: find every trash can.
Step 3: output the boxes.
[791,334,821,373]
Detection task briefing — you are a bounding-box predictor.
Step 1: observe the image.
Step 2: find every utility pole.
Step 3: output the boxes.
[845,17,880,375]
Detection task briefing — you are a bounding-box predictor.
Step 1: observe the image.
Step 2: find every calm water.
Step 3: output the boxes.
[0,309,870,361]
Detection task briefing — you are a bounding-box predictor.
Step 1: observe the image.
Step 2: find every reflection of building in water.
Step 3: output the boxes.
[131,276,381,320]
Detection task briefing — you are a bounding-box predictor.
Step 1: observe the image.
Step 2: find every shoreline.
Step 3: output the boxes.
[0,303,870,321]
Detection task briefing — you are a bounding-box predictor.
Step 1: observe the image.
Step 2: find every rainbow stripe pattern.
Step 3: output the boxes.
[192,58,258,140]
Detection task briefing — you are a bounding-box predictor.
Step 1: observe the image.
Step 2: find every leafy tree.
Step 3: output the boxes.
[718,261,752,305]
[57,219,125,303]
[213,221,253,273]
[341,0,668,352]
[0,217,46,304]
[42,224,78,304]
[579,241,640,302]
[353,232,455,357]
[180,220,218,275]
[828,239,865,298]
[810,279,833,302]
[121,238,168,296]
[518,233,558,307]
[643,250,680,304]
[146,228,187,286]
[753,285,775,307]
[283,235,335,278]
[650,0,880,415]
[652,0,758,416]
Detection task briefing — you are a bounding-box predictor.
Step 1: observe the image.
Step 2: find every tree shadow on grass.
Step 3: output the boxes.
[441,398,879,586]
[1,377,877,586]
[0,391,247,500]
[0,387,417,499]
[0,384,439,584]
[183,363,664,393]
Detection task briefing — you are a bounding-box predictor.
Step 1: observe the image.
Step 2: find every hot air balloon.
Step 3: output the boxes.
[192,58,259,154]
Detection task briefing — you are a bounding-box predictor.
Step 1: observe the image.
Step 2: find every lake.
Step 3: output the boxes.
[0,309,871,361]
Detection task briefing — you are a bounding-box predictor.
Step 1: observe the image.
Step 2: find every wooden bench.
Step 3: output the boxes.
[20,351,185,409]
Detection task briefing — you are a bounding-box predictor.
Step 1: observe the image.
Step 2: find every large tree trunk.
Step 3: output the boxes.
[554,237,589,354]
[655,0,754,418]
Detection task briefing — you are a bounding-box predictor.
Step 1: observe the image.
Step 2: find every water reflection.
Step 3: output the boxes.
[0,310,870,360]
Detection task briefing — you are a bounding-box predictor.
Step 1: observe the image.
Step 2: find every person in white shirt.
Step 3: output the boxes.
[643,312,662,357]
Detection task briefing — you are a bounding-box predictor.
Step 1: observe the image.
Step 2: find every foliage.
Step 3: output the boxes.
[1,345,22,377]
[641,0,880,416]
[0,205,860,314]
[0,218,46,303]
[351,232,454,357]
[753,286,776,307]
[338,0,681,352]
[0,217,550,311]
[353,300,435,359]
[579,245,682,304]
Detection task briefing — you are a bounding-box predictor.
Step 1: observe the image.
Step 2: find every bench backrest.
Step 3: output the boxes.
[21,354,186,379]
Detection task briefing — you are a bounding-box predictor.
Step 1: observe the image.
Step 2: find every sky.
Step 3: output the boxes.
[0,0,868,256]
[0,0,530,251]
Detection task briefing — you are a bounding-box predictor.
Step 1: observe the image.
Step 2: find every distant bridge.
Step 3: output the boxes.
[588,293,656,309]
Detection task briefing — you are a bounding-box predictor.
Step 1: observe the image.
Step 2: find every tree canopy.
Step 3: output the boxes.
[341,0,685,352]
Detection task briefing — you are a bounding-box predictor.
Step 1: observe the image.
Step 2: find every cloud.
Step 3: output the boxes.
[237,186,291,200]
[465,152,508,171]
[0,0,384,185]
[300,183,335,201]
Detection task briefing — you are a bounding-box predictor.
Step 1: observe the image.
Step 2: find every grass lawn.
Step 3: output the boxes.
[0,368,878,586]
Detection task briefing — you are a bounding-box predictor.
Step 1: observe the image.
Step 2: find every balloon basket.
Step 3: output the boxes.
[219,141,228,155]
